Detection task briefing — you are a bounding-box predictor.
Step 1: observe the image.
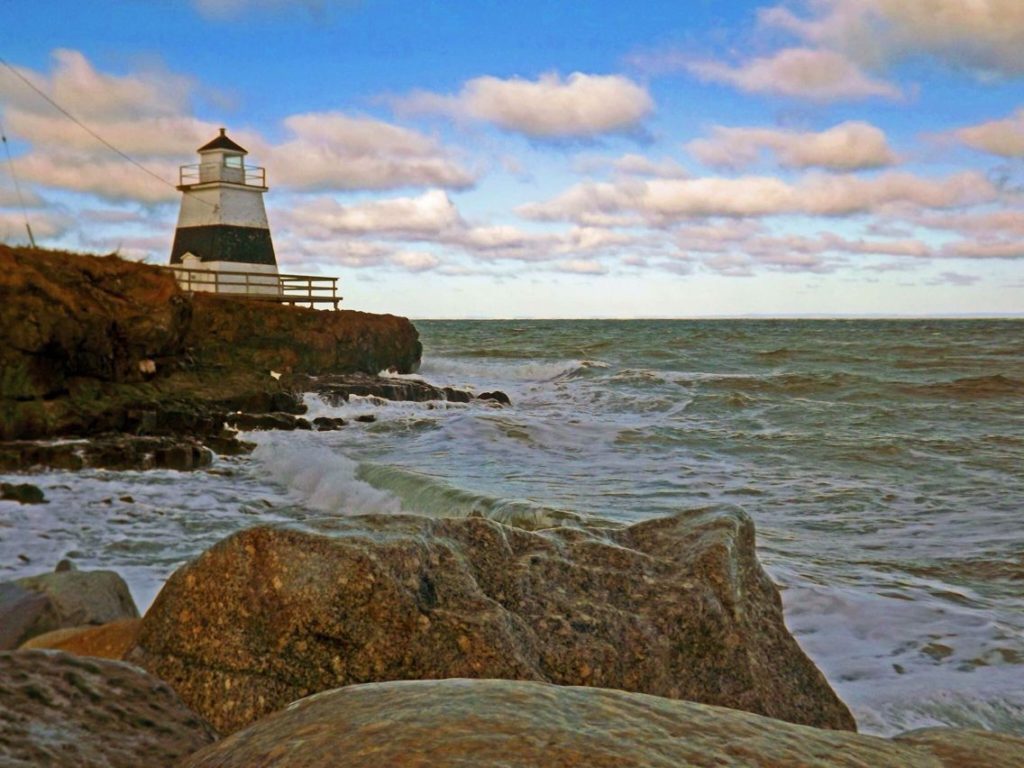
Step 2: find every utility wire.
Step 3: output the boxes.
[0,116,35,247]
[0,54,217,210]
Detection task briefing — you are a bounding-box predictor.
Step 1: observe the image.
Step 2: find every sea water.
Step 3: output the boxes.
[2,319,1022,735]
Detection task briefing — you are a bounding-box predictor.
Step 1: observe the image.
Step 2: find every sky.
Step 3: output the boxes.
[0,0,1022,318]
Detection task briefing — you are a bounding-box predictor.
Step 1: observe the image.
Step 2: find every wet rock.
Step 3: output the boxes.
[3,566,140,649]
[478,390,512,406]
[20,619,142,660]
[312,416,347,431]
[0,649,217,768]
[225,412,312,431]
[129,509,854,734]
[0,436,213,472]
[298,373,473,405]
[152,442,215,471]
[1,482,46,504]
[306,373,481,407]
[203,429,256,456]
[354,413,376,423]
[179,678,1024,768]
[443,387,474,403]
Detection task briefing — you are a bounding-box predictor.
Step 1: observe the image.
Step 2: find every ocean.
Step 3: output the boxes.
[2,319,1022,736]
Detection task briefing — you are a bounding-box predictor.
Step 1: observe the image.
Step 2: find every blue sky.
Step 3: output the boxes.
[1,0,1022,317]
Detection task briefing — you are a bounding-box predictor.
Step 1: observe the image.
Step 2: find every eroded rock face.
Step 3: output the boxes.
[179,679,1024,768]
[0,650,217,768]
[129,509,855,734]
[0,247,190,404]
[188,294,422,377]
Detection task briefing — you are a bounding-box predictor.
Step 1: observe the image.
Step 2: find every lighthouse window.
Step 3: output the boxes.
[225,156,243,168]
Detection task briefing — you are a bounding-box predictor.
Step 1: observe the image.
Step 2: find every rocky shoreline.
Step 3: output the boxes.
[0,245,507,472]
[2,247,1023,766]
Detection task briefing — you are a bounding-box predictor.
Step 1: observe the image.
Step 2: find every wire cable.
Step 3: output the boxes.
[0,54,216,210]
[0,116,35,246]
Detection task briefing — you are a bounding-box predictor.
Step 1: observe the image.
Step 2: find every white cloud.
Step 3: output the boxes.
[520,171,997,224]
[0,49,208,202]
[763,0,1024,76]
[390,250,441,272]
[955,109,1024,158]
[285,190,462,238]
[940,239,1024,260]
[191,0,355,18]
[557,259,607,275]
[0,49,191,121]
[687,121,897,171]
[267,113,474,191]
[913,209,1024,238]
[686,48,901,102]
[0,50,473,203]
[396,72,653,138]
[612,154,689,179]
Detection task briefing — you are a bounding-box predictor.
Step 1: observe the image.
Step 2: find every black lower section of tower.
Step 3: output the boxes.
[170,225,277,267]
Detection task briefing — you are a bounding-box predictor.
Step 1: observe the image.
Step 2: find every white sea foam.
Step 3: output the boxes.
[249,434,402,516]
[418,356,606,388]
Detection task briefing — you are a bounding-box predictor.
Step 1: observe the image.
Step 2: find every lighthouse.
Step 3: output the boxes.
[169,128,279,294]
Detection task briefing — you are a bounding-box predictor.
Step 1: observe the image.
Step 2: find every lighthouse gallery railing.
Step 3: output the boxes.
[166,266,340,309]
[178,163,267,188]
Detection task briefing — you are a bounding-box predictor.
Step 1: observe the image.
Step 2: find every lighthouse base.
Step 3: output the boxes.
[170,224,277,268]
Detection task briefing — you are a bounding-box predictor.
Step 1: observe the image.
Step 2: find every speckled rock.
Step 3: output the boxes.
[0,649,216,768]
[179,679,1024,768]
[129,509,855,734]
[20,618,141,659]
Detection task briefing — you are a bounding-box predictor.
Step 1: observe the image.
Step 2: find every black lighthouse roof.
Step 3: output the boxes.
[198,128,247,154]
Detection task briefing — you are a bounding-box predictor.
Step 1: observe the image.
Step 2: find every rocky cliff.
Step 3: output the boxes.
[0,245,421,441]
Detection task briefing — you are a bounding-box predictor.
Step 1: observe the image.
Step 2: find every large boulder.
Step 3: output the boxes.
[129,509,855,734]
[0,565,140,649]
[0,649,217,768]
[180,678,1024,768]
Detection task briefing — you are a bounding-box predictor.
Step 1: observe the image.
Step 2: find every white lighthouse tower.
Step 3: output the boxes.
[170,128,279,295]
